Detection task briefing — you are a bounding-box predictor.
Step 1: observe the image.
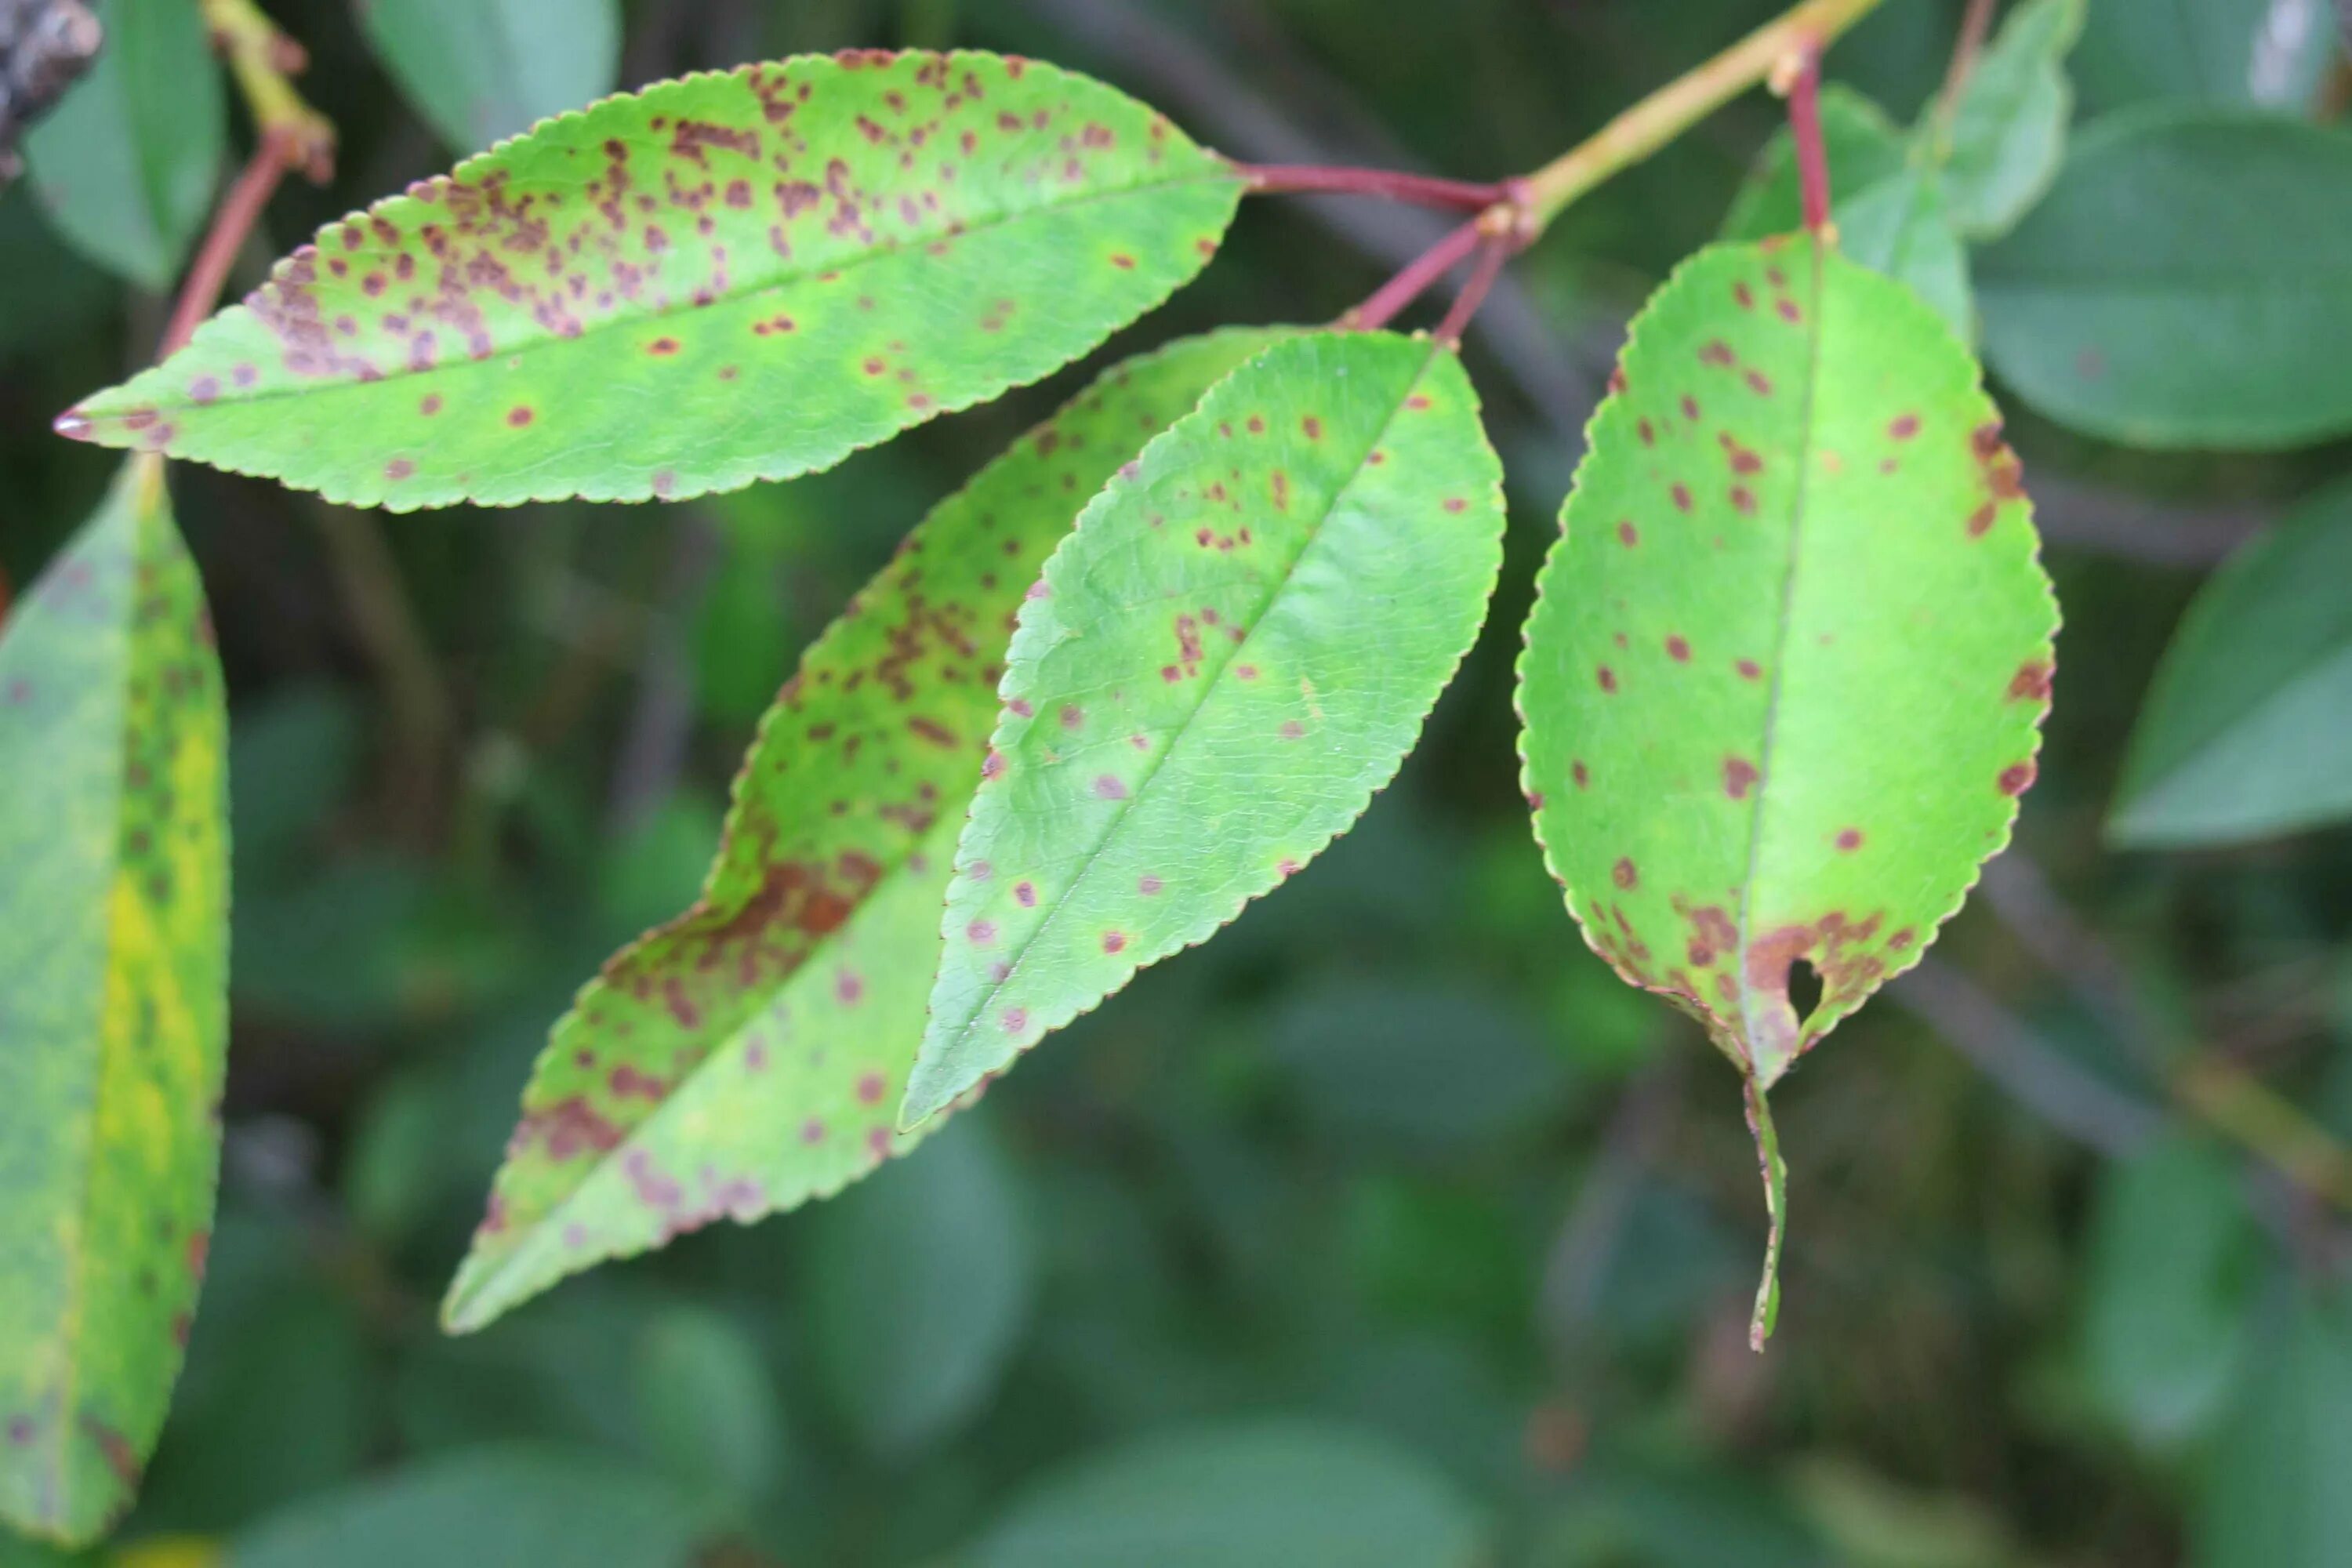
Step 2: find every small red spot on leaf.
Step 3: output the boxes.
[1723,757,1759,799]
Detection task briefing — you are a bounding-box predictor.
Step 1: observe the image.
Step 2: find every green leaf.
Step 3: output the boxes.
[2074,0,2336,116]
[801,1115,1034,1459]
[438,328,1280,1333]
[2193,1288,2352,1568]
[0,459,230,1545]
[229,1446,710,1568]
[22,0,225,291]
[2111,480,2352,846]
[2081,1135,2257,1446]
[357,0,622,152]
[1720,87,1970,336]
[901,331,1507,1127]
[1515,235,2057,1342]
[1936,0,2086,238]
[1976,108,2352,449]
[59,51,1245,509]
[964,1420,1486,1568]
[630,1305,784,1512]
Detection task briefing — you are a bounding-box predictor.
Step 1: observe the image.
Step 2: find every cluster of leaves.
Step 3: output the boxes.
[3,0,2352,1563]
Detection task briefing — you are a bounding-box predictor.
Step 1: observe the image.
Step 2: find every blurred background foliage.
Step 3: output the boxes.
[5,0,2352,1564]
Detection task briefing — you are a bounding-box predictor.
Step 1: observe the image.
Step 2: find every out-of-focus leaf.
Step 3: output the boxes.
[2193,1288,2352,1568]
[1937,0,2087,238]
[1977,109,2352,449]
[1789,1459,2019,1568]
[0,189,114,354]
[227,1446,710,1568]
[1516,235,2056,1340]
[59,51,1245,509]
[630,1305,784,1512]
[801,1114,1033,1460]
[1721,89,1969,335]
[2081,1134,2258,1445]
[2073,0,2336,115]
[1269,981,1571,1156]
[904,332,1507,1126]
[2111,481,2352,845]
[441,329,1278,1334]
[1538,1448,1824,1568]
[964,1420,1486,1568]
[0,459,228,1546]
[21,0,223,290]
[355,0,621,153]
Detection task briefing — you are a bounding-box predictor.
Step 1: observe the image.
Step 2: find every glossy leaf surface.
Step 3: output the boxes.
[903,331,1507,1127]
[1939,0,2085,238]
[357,0,622,153]
[0,459,230,1545]
[22,0,224,291]
[1517,238,2056,1335]
[1977,109,2352,448]
[965,1421,1485,1568]
[60,51,1244,509]
[2111,479,2352,845]
[441,328,1279,1333]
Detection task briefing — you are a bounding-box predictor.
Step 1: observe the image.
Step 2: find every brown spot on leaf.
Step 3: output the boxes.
[1723,756,1759,799]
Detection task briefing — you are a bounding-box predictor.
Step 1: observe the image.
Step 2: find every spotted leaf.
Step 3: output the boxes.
[56,50,1245,510]
[441,328,1282,1333]
[1515,236,2057,1345]
[902,332,1506,1128]
[0,459,230,1544]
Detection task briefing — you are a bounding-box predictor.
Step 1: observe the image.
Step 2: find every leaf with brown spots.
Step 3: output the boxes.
[902,331,1506,1128]
[1515,234,2058,1346]
[0,459,230,1544]
[56,51,1245,510]
[441,328,1283,1333]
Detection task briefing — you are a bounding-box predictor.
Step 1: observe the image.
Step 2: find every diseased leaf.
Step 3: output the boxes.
[1721,87,1969,336]
[1977,108,2352,449]
[357,0,622,153]
[1937,0,2086,238]
[439,328,1280,1333]
[0,459,230,1545]
[2074,0,2336,115]
[22,0,224,291]
[1515,235,2056,1343]
[964,1420,1486,1568]
[901,331,1507,1127]
[2111,478,2352,846]
[57,50,1246,509]
[802,1115,1034,1459]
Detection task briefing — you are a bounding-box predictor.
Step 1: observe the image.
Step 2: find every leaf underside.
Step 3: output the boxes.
[62,50,1244,510]
[1516,235,2057,1338]
[0,459,230,1544]
[441,328,1282,1334]
[902,330,1508,1127]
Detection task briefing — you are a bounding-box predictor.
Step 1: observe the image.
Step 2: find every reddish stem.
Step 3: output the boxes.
[158,130,295,360]
[1434,234,1511,345]
[1239,162,1508,211]
[1787,49,1832,232]
[1348,217,1486,332]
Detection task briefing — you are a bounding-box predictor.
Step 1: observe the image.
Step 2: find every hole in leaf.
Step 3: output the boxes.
[1788,959,1824,1028]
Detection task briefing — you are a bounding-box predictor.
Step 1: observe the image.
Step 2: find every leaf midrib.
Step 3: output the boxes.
[1733,240,1831,1083]
[138,163,1240,420]
[934,337,1444,1065]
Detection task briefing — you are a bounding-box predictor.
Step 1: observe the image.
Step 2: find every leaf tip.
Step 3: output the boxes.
[52,407,94,443]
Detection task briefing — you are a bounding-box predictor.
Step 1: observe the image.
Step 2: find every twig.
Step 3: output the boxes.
[1433,231,1513,344]
[158,131,293,358]
[1240,163,1511,210]
[1345,218,1485,332]
[1784,48,1832,232]
[201,0,333,180]
[1928,0,2000,151]
[1519,0,1887,227]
